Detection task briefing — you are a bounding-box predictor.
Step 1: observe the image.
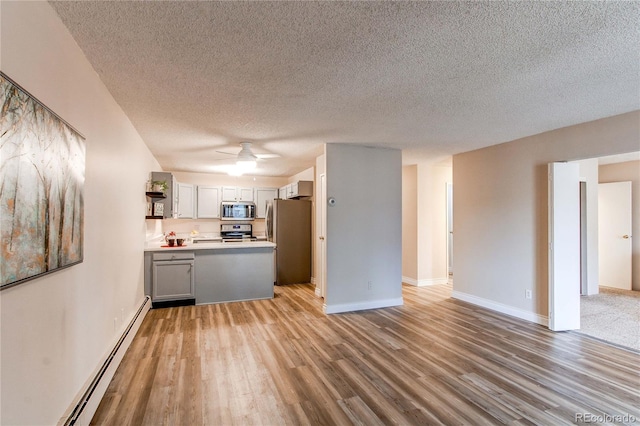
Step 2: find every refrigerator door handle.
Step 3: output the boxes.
[265,202,272,240]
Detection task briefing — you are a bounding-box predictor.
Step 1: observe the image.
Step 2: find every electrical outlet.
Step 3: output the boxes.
[368,281,373,290]
[525,290,532,300]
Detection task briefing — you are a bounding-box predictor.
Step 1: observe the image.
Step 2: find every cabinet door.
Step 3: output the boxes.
[279,185,288,199]
[238,187,254,202]
[222,186,238,201]
[197,186,220,218]
[255,188,278,218]
[176,183,194,218]
[152,260,195,301]
[289,182,299,198]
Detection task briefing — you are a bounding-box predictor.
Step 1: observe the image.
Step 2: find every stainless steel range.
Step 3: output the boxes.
[220,224,257,242]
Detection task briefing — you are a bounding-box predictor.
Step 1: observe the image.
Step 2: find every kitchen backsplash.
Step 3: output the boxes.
[145,218,267,242]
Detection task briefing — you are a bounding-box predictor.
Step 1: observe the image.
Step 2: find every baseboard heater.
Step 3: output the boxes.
[62,296,151,426]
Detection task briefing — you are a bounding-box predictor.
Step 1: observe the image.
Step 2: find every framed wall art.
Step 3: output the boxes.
[0,71,86,290]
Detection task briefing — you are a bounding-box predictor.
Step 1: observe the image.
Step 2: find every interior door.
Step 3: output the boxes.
[447,183,453,276]
[598,181,632,290]
[548,162,581,331]
[319,173,327,298]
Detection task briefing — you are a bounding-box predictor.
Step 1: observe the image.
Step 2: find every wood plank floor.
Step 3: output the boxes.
[91,284,640,425]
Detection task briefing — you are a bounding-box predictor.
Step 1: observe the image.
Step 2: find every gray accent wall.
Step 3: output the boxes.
[325,144,403,313]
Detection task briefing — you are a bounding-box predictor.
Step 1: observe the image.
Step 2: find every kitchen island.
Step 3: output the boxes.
[144,241,276,306]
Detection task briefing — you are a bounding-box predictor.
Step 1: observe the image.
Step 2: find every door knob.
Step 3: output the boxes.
[623,235,630,239]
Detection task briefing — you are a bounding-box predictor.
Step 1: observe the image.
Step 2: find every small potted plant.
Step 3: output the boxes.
[152,180,168,194]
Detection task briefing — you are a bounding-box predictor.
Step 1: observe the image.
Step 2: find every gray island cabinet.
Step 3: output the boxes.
[144,241,276,307]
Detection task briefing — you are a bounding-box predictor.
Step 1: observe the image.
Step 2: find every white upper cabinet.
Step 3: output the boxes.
[238,187,254,202]
[196,186,220,218]
[279,185,289,199]
[279,181,313,200]
[254,188,278,218]
[222,186,237,201]
[175,183,195,219]
[222,186,254,202]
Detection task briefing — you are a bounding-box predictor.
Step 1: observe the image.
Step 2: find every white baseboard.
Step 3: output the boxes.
[402,276,449,287]
[310,276,316,285]
[60,296,151,426]
[315,287,322,297]
[451,290,548,326]
[323,297,404,314]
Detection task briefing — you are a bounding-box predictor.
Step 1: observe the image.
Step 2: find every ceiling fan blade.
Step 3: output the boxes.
[215,150,238,156]
[255,153,280,159]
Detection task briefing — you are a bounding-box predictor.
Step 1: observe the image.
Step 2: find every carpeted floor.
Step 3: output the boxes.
[579,287,639,351]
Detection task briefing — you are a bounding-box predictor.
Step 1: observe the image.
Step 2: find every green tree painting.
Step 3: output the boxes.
[0,73,85,288]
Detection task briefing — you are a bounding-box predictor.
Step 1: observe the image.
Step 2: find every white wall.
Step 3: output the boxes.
[288,167,315,183]
[325,144,403,313]
[453,111,640,323]
[402,165,418,281]
[599,160,640,291]
[0,2,160,424]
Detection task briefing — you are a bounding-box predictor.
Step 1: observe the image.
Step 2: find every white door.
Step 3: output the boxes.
[319,174,327,298]
[446,183,453,276]
[598,182,632,290]
[548,162,581,331]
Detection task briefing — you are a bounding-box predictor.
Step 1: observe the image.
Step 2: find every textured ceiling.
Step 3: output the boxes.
[50,1,639,176]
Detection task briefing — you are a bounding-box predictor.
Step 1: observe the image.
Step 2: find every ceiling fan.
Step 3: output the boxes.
[215,142,280,175]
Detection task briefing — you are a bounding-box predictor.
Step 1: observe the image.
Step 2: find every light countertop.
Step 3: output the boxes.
[144,241,276,252]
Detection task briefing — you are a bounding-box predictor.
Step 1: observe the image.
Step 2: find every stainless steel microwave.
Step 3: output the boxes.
[220,201,256,221]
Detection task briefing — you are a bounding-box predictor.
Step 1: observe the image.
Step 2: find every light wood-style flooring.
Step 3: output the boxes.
[91,284,640,425]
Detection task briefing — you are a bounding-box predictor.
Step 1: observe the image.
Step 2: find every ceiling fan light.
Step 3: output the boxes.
[236,159,257,170]
[228,167,244,176]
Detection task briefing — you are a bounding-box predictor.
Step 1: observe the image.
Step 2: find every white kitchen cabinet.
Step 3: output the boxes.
[279,184,290,199]
[222,186,237,201]
[222,186,254,202]
[289,180,313,198]
[238,187,254,201]
[254,188,278,218]
[176,183,195,219]
[278,181,312,200]
[196,185,220,218]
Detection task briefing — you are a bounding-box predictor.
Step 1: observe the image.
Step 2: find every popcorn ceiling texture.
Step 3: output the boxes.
[50,1,640,176]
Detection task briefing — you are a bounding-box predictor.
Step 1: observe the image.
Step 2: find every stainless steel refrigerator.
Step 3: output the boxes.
[265,199,312,285]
